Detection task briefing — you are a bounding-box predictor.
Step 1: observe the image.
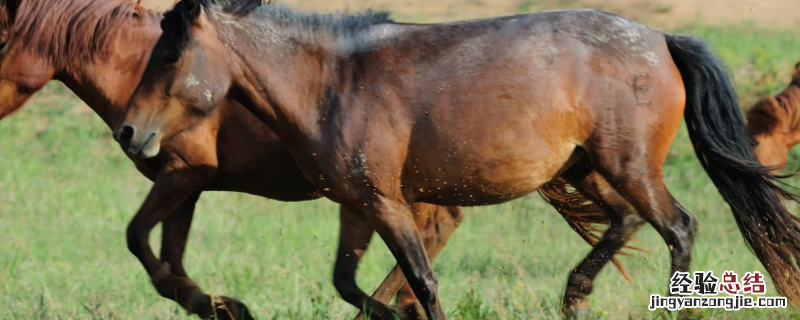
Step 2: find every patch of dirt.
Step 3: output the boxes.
[137,0,175,11]
[583,0,799,29]
[138,0,798,29]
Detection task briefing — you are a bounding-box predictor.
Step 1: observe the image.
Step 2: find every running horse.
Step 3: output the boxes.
[747,61,800,172]
[0,0,614,319]
[115,0,800,318]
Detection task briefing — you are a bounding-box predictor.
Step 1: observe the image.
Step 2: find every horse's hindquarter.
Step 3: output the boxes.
[370,10,684,205]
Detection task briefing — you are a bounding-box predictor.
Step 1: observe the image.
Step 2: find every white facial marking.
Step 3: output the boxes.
[185,74,200,87]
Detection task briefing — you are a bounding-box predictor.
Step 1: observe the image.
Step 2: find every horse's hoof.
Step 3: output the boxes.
[212,296,256,320]
[561,297,590,320]
[193,294,255,320]
[562,308,589,320]
[150,266,204,311]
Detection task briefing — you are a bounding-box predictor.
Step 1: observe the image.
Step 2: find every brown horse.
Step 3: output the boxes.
[747,61,800,171]
[115,0,800,319]
[0,0,458,318]
[0,0,615,319]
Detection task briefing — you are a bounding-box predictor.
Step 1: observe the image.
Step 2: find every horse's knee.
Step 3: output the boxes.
[672,213,697,258]
[408,273,439,305]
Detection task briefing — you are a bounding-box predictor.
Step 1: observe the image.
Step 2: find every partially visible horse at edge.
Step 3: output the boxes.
[115,0,800,318]
[748,61,800,172]
[0,0,620,319]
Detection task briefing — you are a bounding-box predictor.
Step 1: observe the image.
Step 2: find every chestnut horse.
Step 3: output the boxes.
[116,0,800,319]
[747,61,800,171]
[0,0,615,319]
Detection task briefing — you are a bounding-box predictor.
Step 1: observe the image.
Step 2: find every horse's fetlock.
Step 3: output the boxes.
[567,273,594,294]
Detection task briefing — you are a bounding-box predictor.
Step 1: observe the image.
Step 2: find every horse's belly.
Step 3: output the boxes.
[408,139,577,206]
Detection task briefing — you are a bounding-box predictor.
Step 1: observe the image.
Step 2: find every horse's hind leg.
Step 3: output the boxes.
[601,168,697,319]
[585,115,697,318]
[558,158,645,318]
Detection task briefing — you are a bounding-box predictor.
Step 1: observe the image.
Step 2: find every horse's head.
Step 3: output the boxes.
[747,61,800,172]
[748,97,792,173]
[115,0,242,158]
[0,0,57,119]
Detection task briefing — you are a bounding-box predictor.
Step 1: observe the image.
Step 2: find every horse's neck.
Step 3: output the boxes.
[57,19,161,129]
[232,37,333,140]
[229,20,403,145]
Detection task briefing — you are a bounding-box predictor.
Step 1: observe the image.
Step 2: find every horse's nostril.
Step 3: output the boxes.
[116,125,135,144]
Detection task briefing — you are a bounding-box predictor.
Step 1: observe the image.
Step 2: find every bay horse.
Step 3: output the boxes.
[747,61,800,172]
[0,0,458,318]
[0,0,616,318]
[115,0,800,318]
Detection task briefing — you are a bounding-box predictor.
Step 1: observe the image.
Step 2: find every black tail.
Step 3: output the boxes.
[665,33,800,306]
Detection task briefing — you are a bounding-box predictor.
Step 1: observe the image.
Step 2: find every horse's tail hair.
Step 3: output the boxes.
[539,178,644,283]
[666,32,800,306]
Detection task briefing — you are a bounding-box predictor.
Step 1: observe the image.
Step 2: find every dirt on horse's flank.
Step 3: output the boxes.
[138,0,797,29]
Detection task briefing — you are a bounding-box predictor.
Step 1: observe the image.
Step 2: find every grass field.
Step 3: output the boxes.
[3,8,800,320]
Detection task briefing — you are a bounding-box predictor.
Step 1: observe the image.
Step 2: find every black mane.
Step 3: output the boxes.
[162,0,394,50]
[249,4,393,35]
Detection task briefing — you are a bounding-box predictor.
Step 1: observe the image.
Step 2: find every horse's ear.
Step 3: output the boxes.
[1,0,20,35]
[132,0,146,18]
[792,61,800,86]
[183,0,202,21]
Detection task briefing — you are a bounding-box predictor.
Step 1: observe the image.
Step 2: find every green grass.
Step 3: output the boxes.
[3,22,800,320]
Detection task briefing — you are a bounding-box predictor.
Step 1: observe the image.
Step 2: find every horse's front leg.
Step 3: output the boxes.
[395,205,463,319]
[154,189,255,320]
[146,189,206,313]
[126,167,254,320]
[352,205,462,320]
[333,206,396,319]
[125,169,201,304]
[363,196,447,320]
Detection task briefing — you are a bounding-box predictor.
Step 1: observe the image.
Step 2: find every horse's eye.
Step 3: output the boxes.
[0,42,7,51]
[164,53,179,64]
